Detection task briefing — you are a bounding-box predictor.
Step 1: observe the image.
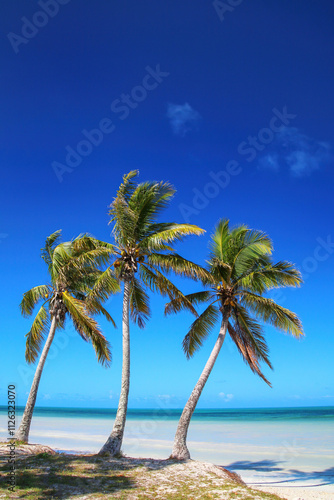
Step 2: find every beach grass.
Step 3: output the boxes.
[0,450,285,499]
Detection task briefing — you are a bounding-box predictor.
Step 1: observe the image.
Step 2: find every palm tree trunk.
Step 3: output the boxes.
[15,317,57,443]
[99,279,130,456]
[171,313,230,460]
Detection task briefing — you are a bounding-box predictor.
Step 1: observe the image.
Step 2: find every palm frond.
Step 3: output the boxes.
[85,299,117,328]
[25,305,51,363]
[108,171,139,246]
[209,219,230,260]
[142,224,204,250]
[129,181,176,238]
[233,306,273,367]
[20,285,50,317]
[182,304,220,358]
[140,222,176,238]
[90,239,118,253]
[62,291,111,366]
[66,247,113,271]
[147,253,213,284]
[208,257,232,284]
[241,292,303,337]
[87,266,120,303]
[141,241,175,253]
[140,264,198,316]
[71,235,117,256]
[51,242,73,282]
[109,196,137,247]
[165,290,213,316]
[231,229,273,278]
[228,321,272,386]
[129,277,151,328]
[41,230,62,268]
[116,170,139,201]
[237,261,303,293]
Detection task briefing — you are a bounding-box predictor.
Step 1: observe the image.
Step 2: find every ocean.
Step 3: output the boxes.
[1,406,333,488]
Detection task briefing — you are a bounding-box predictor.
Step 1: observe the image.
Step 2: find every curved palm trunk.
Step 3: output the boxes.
[99,279,130,455]
[15,317,57,443]
[171,313,230,460]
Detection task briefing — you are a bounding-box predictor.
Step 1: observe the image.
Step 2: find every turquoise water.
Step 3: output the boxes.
[1,405,334,421]
[1,406,333,486]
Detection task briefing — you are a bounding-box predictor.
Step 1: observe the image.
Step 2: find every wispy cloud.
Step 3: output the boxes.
[157,394,172,401]
[259,127,331,177]
[258,153,279,172]
[167,102,201,137]
[219,392,234,402]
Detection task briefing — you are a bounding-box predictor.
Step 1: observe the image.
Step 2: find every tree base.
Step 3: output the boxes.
[98,433,122,457]
[170,443,191,461]
[14,430,28,444]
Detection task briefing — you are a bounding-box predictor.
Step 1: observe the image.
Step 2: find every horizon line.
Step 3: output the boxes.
[1,404,333,411]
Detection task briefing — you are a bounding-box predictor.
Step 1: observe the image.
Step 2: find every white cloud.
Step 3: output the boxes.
[259,127,331,177]
[258,153,280,172]
[109,391,113,400]
[167,102,201,137]
[219,392,234,402]
[42,394,51,400]
[157,394,171,401]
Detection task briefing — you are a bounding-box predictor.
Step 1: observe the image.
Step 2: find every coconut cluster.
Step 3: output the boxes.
[113,248,145,277]
[216,285,235,307]
[49,288,67,322]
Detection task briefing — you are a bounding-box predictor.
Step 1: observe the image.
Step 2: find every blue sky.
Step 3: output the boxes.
[1,0,333,410]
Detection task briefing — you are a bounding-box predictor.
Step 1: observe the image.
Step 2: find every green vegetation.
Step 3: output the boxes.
[0,452,284,499]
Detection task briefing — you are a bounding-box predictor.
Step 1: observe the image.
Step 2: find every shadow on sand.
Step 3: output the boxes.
[225,459,334,487]
[0,452,176,499]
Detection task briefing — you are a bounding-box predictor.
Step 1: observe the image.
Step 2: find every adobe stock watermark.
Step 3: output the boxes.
[125,398,174,456]
[179,106,296,222]
[270,234,334,305]
[7,0,71,55]
[52,64,169,182]
[279,438,301,467]
[213,0,244,22]
[301,235,334,280]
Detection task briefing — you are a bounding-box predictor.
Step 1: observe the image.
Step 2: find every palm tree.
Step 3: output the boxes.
[166,219,303,460]
[98,171,208,455]
[16,231,119,443]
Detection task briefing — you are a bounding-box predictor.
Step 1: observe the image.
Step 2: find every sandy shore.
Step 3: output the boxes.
[241,466,334,500]
[0,444,280,499]
[1,442,333,498]
[255,485,334,500]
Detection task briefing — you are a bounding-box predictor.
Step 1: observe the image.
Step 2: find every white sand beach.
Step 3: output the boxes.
[1,412,333,499]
